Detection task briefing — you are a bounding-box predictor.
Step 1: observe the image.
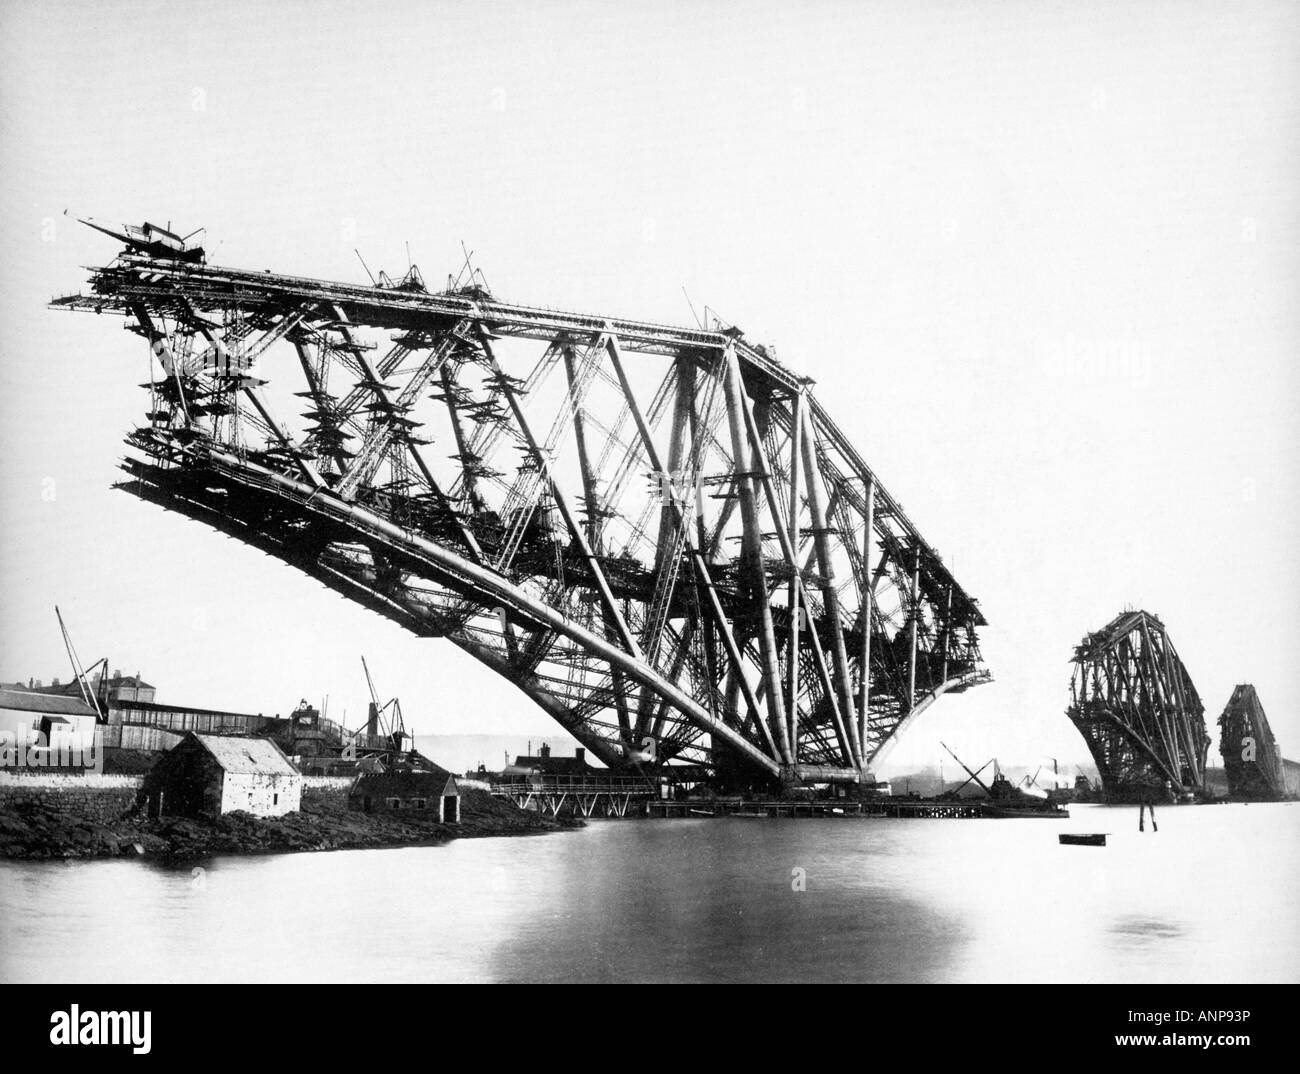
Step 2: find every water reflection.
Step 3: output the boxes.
[1109,916,1185,943]
[480,821,963,983]
[0,803,1295,983]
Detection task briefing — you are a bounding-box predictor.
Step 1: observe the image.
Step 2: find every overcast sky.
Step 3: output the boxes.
[1,0,1296,773]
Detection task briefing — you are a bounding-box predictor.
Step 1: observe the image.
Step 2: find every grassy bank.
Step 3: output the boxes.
[0,788,581,861]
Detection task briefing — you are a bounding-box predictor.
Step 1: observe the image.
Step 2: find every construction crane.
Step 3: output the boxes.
[360,655,408,758]
[78,217,205,263]
[55,606,106,722]
[938,741,994,798]
[1020,765,1044,790]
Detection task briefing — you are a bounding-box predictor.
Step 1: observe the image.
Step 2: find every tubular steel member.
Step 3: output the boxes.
[1066,609,1210,802]
[51,221,989,787]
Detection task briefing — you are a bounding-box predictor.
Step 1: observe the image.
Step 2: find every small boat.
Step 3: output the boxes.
[731,811,768,818]
[983,804,1069,818]
[688,808,715,816]
[1059,833,1107,846]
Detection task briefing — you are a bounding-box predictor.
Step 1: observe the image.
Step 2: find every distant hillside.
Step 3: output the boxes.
[878,761,1099,798]
[1203,767,1230,797]
[419,739,1113,789]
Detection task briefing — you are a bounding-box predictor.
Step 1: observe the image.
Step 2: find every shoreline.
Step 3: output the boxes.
[0,788,583,863]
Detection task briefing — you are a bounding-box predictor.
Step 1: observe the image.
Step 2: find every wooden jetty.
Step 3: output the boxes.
[646,798,1067,820]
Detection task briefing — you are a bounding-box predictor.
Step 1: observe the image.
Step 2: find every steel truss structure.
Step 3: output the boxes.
[1067,610,1209,798]
[494,783,653,819]
[1218,685,1284,800]
[52,234,988,784]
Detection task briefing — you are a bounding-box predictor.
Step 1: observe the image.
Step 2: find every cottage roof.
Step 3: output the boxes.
[24,674,155,698]
[121,699,260,720]
[353,768,458,798]
[15,680,85,698]
[0,688,98,718]
[188,733,297,776]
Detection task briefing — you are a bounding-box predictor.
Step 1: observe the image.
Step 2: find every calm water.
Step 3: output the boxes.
[1,803,1296,983]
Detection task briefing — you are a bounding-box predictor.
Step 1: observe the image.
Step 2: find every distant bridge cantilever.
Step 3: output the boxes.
[1067,609,1209,800]
[51,225,988,785]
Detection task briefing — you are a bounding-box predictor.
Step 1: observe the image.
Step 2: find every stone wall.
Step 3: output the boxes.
[0,773,144,821]
[0,773,361,822]
[302,775,354,810]
[221,771,302,816]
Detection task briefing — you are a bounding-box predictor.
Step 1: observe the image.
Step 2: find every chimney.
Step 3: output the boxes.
[575,747,585,765]
[366,701,379,737]
[540,742,551,759]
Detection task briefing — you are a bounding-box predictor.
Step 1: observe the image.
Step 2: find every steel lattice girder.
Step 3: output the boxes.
[1066,609,1210,795]
[52,241,989,782]
[1218,684,1284,799]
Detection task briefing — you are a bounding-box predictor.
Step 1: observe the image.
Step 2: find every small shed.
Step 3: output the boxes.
[350,768,460,822]
[143,732,302,818]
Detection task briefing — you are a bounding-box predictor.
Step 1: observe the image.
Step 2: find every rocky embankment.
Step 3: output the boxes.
[0,789,580,861]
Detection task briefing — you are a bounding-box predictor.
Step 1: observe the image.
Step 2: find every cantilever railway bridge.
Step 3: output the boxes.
[1218,685,1286,800]
[1067,610,1209,799]
[52,225,988,786]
